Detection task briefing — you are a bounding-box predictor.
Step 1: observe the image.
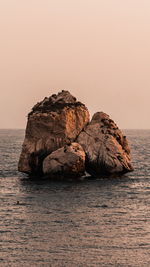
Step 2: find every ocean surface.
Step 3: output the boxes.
[0,129,150,267]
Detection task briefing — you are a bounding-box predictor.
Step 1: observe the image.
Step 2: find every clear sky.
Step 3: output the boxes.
[0,0,149,129]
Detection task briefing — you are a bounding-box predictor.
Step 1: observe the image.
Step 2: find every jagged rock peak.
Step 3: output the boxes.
[91,112,111,123]
[29,90,85,116]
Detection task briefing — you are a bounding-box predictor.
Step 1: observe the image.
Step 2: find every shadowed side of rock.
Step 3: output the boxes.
[77,112,133,176]
[18,91,90,174]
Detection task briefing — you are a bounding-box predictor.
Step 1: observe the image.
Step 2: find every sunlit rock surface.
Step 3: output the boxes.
[77,112,133,176]
[18,90,90,174]
[43,143,85,179]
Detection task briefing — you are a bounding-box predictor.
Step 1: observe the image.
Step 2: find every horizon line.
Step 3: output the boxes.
[0,128,150,131]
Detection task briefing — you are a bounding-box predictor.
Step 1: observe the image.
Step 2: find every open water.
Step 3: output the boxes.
[0,129,150,267]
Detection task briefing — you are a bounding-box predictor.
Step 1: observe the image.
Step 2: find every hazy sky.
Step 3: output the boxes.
[0,0,150,129]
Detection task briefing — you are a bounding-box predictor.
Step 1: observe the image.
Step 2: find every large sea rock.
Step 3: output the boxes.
[43,143,85,179]
[77,112,133,176]
[18,90,90,174]
[18,90,133,178]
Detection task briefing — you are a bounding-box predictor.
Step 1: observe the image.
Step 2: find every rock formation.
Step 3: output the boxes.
[18,90,133,179]
[43,143,85,179]
[77,112,133,176]
[18,90,90,174]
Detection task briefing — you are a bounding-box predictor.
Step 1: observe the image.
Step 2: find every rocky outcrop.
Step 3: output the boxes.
[43,143,85,179]
[18,91,90,174]
[77,112,133,176]
[18,90,133,179]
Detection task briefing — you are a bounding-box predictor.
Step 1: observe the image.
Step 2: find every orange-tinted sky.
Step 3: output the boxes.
[0,0,149,129]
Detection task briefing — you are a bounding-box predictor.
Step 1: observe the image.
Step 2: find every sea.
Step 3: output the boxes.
[0,129,149,267]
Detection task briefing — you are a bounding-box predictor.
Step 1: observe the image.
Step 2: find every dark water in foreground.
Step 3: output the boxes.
[0,129,150,267]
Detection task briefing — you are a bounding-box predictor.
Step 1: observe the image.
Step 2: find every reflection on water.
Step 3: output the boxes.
[0,129,150,266]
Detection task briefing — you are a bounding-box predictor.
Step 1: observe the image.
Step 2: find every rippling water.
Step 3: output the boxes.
[0,129,150,267]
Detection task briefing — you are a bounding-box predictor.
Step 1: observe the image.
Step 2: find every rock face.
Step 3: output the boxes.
[18,91,90,174]
[77,112,133,176]
[43,143,85,178]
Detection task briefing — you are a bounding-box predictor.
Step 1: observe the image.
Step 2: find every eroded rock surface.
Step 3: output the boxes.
[43,143,85,179]
[77,112,133,176]
[18,91,90,174]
